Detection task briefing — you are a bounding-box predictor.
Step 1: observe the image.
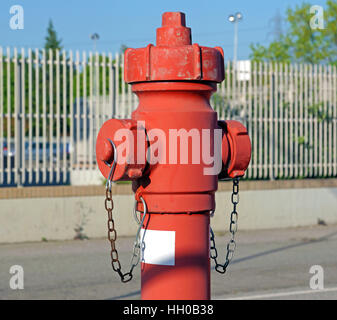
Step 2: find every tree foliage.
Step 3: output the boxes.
[44,20,63,52]
[250,1,337,64]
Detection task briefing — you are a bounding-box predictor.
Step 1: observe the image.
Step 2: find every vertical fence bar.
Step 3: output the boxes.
[312,63,317,178]
[317,64,321,176]
[323,64,328,177]
[14,48,19,185]
[121,54,126,118]
[310,63,314,176]
[48,49,54,183]
[21,48,26,185]
[0,47,3,184]
[321,64,325,176]
[69,50,74,170]
[102,52,107,126]
[42,50,47,183]
[6,48,11,184]
[115,53,120,118]
[62,50,67,183]
[252,61,257,178]
[95,51,100,168]
[75,51,80,171]
[303,64,308,177]
[308,63,313,177]
[277,62,281,178]
[242,63,247,128]
[55,50,60,182]
[289,63,295,178]
[89,52,93,171]
[246,60,253,178]
[279,62,284,178]
[217,69,223,120]
[330,64,334,176]
[283,63,288,178]
[277,62,282,178]
[331,66,337,176]
[55,50,60,183]
[274,63,279,178]
[28,48,33,183]
[35,48,40,183]
[299,63,304,178]
[108,53,114,119]
[258,62,263,178]
[268,62,273,179]
[82,51,88,170]
[318,64,323,176]
[294,63,299,178]
[263,62,268,178]
[232,61,237,122]
[328,65,332,176]
[225,61,230,121]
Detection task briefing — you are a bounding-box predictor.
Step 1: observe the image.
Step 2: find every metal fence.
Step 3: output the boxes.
[0,47,336,186]
[216,61,337,180]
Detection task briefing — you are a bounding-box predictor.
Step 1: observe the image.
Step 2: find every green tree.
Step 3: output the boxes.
[250,1,337,64]
[44,20,63,52]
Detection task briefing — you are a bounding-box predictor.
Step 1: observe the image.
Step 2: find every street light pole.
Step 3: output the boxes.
[228,12,243,67]
[90,33,100,52]
[233,19,238,65]
[90,33,100,101]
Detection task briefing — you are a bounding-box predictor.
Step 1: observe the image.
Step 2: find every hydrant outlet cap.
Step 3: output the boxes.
[97,139,114,162]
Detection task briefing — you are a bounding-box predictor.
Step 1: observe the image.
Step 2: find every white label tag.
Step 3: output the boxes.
[140,229,175,266]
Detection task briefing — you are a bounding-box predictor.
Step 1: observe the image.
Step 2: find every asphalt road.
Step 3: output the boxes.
[1,224,337,300]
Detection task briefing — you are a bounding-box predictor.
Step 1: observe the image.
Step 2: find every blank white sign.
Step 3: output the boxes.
[140,229,175,266]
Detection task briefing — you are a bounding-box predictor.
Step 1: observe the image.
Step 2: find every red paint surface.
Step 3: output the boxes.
[141,213,210,300]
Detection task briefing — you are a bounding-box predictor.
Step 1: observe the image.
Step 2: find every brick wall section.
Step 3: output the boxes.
[1,179,337,199]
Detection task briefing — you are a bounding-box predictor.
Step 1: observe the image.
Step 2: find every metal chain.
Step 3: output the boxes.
[210,177,240,274]
[103,138,147,283]
[105,189,147,283]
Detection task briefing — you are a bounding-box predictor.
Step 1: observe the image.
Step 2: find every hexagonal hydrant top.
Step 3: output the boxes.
[124,12,225,83]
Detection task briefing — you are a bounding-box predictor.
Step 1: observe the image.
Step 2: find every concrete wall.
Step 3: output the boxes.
[0,179,337,243]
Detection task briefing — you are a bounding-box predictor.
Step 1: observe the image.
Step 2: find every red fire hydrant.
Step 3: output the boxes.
[96,12,251,300]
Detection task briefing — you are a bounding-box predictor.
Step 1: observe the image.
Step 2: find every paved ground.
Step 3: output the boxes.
[1,224,337,300]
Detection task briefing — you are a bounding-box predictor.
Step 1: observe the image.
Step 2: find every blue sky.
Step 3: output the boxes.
[0,0,328,59]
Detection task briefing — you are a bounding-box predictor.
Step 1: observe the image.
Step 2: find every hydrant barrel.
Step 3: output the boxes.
[141,213,210,300]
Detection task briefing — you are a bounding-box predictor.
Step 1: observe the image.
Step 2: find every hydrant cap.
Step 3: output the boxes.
[124,12,225,83]
[96,138,114,162]
[156,12,191,46]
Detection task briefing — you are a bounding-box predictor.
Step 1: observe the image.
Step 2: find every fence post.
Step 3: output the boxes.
[112,63,116,118]
[17,61,23,187]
